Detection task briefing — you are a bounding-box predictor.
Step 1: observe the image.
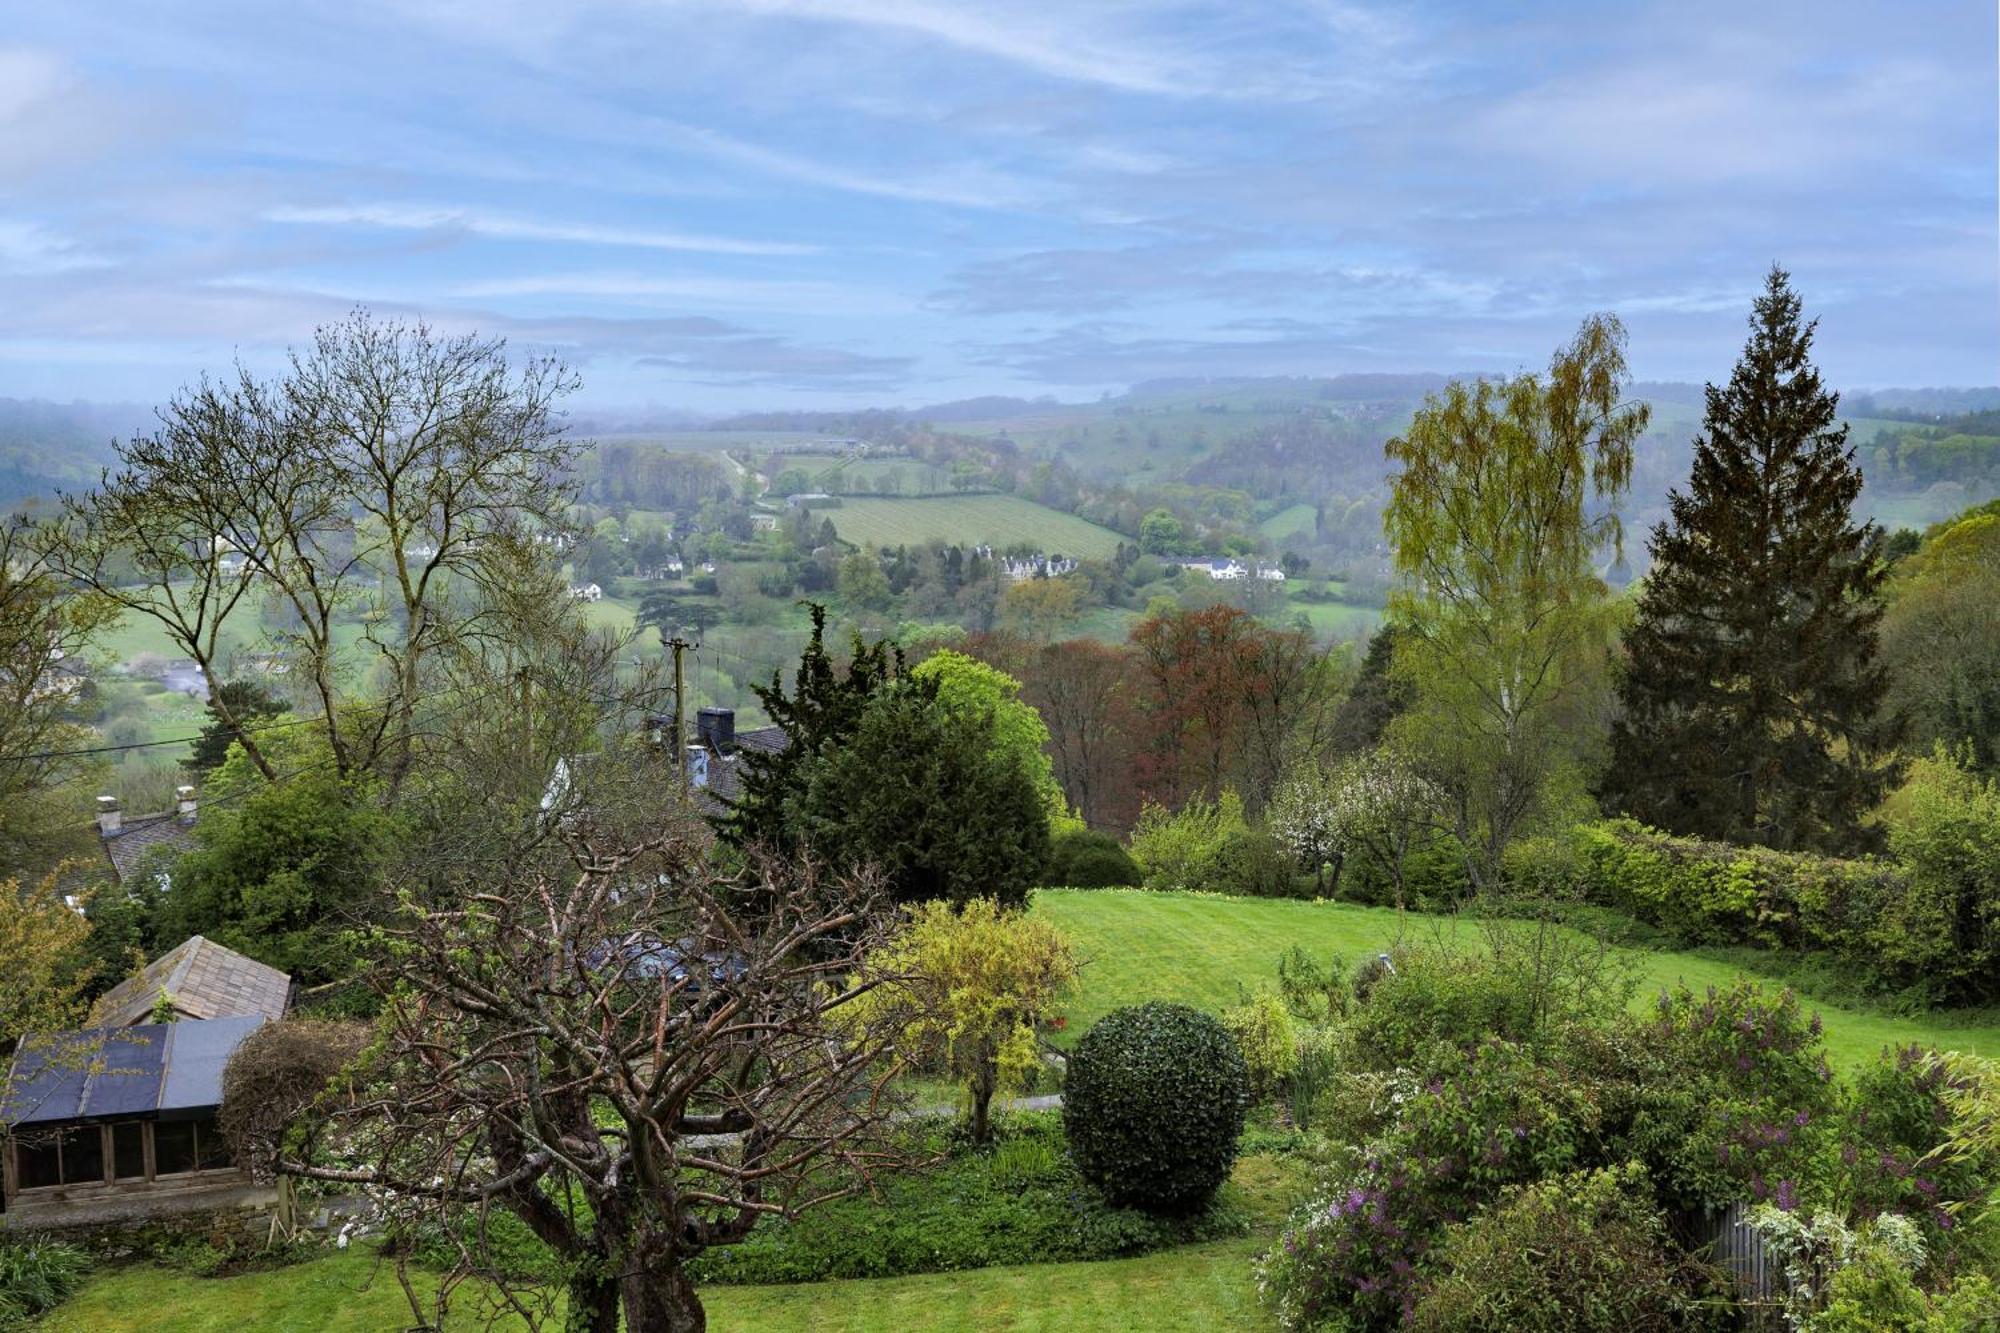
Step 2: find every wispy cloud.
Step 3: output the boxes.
[263,203,820,256]
[452,270,908,315]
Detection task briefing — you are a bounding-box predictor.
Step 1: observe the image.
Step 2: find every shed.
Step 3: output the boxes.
[2,1017,265,1222]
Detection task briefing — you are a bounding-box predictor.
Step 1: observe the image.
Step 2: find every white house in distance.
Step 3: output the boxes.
[570,582,604,602]
[1172,557,1285,583]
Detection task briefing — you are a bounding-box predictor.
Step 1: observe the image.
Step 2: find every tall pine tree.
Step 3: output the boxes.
[1606,267,1902,853]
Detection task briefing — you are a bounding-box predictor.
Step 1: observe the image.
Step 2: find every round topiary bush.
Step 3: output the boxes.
[1062,1001,1248,1213]
[1045,829,1143,888]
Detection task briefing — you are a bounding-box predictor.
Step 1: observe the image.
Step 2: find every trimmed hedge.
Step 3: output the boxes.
[1509,819,1921,993]
[1063,1002,1249,1214]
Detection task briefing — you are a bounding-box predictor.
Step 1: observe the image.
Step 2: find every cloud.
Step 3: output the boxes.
[717,0,1429,104]
[263,203,819,256]
[0,221,108,275]
[451,271,907,315]
[642,118,1044,210]
[0,271,916,393]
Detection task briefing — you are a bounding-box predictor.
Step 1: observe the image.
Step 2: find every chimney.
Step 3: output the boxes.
[96,795,122,838]
[176,784,198,824]
[696,707,735,754]
[684,745,710,788]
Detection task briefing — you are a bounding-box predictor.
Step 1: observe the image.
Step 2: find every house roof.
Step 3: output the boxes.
[101,811,198,886]
[2,1016,267,1127]
[89,936,292,1028]
[695,724,787,815]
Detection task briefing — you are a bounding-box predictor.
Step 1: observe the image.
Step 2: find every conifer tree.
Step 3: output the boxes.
[1607,268,1902,852]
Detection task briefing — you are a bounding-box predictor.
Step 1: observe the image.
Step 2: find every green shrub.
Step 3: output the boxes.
[1624,981,1838,1213]
[1063,1002,1249,1213]
[1345,937,1630,1071]
[1747,1208,1998,1332]
[1515,819,1912,994]
[1201,828,1305,898]
[1838,1045,1994,1256]
[689,1113,1251,1283]
[1409,1163,1707,1332]
[1877,754,2000,1006]
[1222,984,1300,1103]
[1044,829,1142,888]
[1259,1038,1609,1330]
[1128,792,1248,891]
[0,1238,90,1329]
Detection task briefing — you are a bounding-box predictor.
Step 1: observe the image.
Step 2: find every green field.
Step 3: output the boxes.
[1032,889,2000,1071]
[47,1238,1265,1333]
[818,495,1126,559]
[1259,503,1317,543]
[1283,596,1377,639]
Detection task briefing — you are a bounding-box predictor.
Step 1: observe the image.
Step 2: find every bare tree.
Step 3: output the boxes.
[268,810,920,1333]
[39,310,581,790]
[0,516,114,873]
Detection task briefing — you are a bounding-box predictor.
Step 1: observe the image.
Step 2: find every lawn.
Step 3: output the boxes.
[817,495,1126,559]
[47,1239,1266,1332]
[1032,889,2000,1071]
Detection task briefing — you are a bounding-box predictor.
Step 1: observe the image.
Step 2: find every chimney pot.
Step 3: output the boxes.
[96,795,122,838]
[696,707,735,753]
[176,785,197,823]
[684,745,710,788]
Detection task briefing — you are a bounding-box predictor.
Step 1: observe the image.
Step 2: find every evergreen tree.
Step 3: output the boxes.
[187,679,286,776]
[1607,268,1902,853]
[716,603,901,852]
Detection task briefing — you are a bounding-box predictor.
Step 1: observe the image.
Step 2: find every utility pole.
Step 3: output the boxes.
[666,633,690,776]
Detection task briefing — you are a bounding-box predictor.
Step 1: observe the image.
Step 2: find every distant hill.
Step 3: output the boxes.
[0,397,150,508]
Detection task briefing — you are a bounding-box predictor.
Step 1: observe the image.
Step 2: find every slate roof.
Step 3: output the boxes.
[101,811,198,886]
[696,724,787,814]
[2,1016,266,1128]
[88,936,292,1028]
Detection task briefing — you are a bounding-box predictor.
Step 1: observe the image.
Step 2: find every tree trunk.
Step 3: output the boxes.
[565,1270,620,1333]
[971,1062,996,1144]
[621,1257,706,1333]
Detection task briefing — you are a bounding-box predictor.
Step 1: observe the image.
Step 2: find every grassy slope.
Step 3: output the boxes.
[49,1240,1264,1333]
[824,495,1125,559]
[1033,889,2000,1071]
[1259,503,1317,543]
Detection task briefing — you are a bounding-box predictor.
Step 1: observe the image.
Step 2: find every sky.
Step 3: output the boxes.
[2,1,1994,413]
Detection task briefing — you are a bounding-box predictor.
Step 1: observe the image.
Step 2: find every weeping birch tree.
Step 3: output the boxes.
[1382,314,1647,887]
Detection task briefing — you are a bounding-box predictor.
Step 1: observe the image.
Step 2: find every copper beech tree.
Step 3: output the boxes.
[266,814,923,1333]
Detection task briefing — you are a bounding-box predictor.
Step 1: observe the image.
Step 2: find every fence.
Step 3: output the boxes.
[1695,1200,1785,1329]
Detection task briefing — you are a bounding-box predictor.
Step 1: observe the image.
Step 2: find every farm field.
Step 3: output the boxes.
[1259,502,1317,543]
[1283,596,1377,639]
[762,454,945,494]
[46,1236,1266,1332]
[816,494,1126,559]
[1031,889,2000,1072]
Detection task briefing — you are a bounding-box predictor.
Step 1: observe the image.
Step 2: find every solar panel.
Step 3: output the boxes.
[1,1034,90,1125]
[160,1015,265,1114]
[1,1017,266,1126]
[81,1026,167,1118]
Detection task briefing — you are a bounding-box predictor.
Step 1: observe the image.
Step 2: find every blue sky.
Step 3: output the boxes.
[2,1,1993,411]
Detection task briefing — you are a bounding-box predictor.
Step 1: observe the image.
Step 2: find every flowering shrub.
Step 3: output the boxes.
[1838,1045,1992,1255]
[1626,982,1837,1213]
[1408,1162,1705,1332]
[1259,1039,1605,1329]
